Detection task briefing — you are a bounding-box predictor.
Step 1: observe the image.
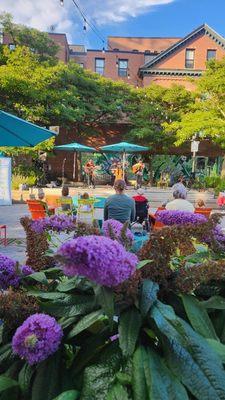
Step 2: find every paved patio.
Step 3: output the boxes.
[0,186,224,263]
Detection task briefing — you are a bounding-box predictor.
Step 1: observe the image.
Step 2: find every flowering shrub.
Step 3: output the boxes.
[103,219,134,248]
[155,210,207,225]
[0,289,39,338]
[31,214,76,234]
[12,313,63,365]
[0,254,34,290]
[57,235,138,287]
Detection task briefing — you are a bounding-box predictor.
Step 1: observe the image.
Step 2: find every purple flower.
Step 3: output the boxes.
[12,313,63,365]
[0,254,34,290]
[57,235,138,287]
[31,215,76,234]
[20,265,34,276]
[155,210,207,226]
[103,219,134,244]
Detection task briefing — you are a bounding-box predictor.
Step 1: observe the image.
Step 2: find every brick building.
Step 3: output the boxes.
[71,24,225,90]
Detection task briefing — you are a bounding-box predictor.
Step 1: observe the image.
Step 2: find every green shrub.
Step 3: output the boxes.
[12,174,36,190]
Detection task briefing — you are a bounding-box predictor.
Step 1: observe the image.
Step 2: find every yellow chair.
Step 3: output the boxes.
[77,198,95,222]
[56,197,74,215]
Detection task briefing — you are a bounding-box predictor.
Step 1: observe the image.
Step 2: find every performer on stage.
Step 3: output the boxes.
[110,161,123,186]
[84,159,96,188]
[132,160,145,189]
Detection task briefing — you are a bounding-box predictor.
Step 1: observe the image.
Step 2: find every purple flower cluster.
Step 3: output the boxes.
[0,254,34,290]
[31,215,76,234]
[12,313,63,365]
[103,219,134,243]
[211,225,225,247]
[57,235,138,287]
[155,210,207,226]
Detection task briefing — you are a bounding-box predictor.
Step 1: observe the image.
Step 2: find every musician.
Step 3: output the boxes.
[132,160,145,189]
[84,159,96,188]
[110,161,123,186]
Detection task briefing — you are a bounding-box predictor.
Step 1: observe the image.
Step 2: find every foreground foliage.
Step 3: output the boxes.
[0,215,225,399]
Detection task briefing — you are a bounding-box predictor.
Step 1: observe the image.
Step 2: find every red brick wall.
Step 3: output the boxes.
[143,75,198,90]
[108,37,181,52]
[85,50,145,86]
[155,33,225,70]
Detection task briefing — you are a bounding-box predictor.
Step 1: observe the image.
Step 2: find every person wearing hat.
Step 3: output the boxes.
[132,188,149,224]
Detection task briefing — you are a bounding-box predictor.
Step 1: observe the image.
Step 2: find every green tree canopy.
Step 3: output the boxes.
[129,83,195,153]
[0,12,59,64]
[164,58,225,147]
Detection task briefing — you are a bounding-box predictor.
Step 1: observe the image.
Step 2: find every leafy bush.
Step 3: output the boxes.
[1,217,225,399]
[12,174,37,190]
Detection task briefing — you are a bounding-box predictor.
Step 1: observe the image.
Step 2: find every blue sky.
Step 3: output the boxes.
[86,0,225,49]
[1,0,225,48]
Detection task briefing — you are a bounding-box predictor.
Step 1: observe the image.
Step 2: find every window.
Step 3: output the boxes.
[78,63,84,68]
[185,49,195,68]
[95,58,105,75]
[207,49,216,61]
[9,43,16,51]
[118,59,128,77]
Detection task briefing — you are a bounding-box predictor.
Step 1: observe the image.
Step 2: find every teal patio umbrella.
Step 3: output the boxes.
[100,142,149,179]
[54,142,96,180]
[0,110,56,147]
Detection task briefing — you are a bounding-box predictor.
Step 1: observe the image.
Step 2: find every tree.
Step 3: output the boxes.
[164,58,225,147]
[0,13,59,64]
[129,83,194,152]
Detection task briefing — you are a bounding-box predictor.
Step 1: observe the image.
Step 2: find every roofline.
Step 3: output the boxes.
[86,49,146,55]
[48,32,68,37]
[140,23,225,70]
[108,36,181,39]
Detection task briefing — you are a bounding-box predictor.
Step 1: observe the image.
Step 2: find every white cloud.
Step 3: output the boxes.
[0,0,175,42]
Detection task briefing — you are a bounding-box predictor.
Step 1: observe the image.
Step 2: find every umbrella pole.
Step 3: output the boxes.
[73,151,77,181]
[122,151,126,180]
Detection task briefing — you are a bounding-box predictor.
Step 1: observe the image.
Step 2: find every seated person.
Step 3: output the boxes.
[104,180,135,224]
[80,192,92,212]
[196,199,206,209]
[132,188,149,223]
[60,186,73,213]
[166,184,194,212]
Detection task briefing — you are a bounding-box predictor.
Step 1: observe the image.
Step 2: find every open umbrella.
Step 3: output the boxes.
[100,142,149,179]
[0,110,56,147]
[54,142,96,180]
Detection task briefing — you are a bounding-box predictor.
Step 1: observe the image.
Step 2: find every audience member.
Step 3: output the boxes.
[133,188,149,223]
[196,199,206,208]
[166,184,194,212]
[60,186,73,212]
[104,180,135,223]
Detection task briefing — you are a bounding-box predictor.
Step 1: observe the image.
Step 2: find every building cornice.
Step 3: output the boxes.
[141,68,203,77]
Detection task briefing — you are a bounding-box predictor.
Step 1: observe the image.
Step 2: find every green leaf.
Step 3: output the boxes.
[140,280,159,316]
[201,296,225,309]
[132,347,148,400]
[136,260,152,269]
[116,372,131,386]
[119,307,142,357]
[106,382,129,400]
[25,272,48,284]
[182,294,218,340]
[41,295,95,317]
[52,390,79,400]
[80,344,122,400]
[27,290,67,300]
[151,300,225,400]
[95,286,114,330]
[0,376,18,392]
[67,310,104,339]
[32,351,62,400]
[143,347,188,400]
[18,363,34,397]
[207,339,225,363]
[57,278,80,292]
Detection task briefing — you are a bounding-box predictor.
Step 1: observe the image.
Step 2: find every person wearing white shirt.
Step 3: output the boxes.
[166,184,194,212]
